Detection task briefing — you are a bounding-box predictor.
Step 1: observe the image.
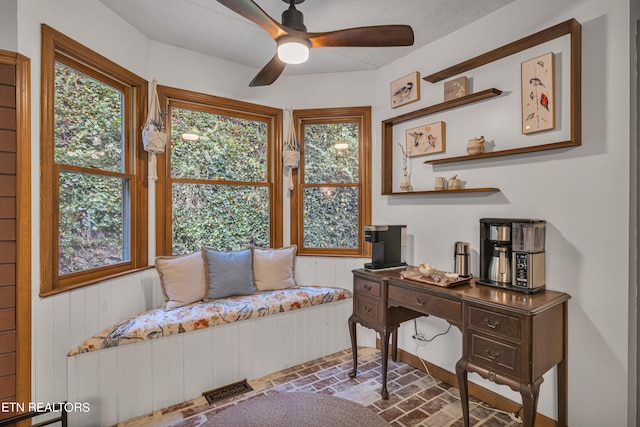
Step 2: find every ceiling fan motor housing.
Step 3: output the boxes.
[282,2,307,31]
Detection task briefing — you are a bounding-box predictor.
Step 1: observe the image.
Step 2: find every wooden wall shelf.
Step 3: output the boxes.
[387,188,500,196]
[424,140,579,165]
[382,89,502,195]
[381,18,581,196]
[382,88,502,126]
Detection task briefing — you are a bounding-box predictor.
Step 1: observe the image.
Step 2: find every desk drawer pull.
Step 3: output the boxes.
[485,349,500,360]
[485,318,500,329]
[364,284,372,292]
[416,298,426,306]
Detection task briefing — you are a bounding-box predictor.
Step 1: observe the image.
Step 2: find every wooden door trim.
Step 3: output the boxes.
[0,49,32,419]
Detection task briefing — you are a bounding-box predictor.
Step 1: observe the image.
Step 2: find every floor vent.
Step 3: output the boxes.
[202,379,253,404]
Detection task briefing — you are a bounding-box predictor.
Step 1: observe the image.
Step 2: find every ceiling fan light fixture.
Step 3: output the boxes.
[277,36,311,64]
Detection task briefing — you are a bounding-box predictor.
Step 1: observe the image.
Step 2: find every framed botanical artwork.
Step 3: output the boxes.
[521,52,555,134]
[405,121,445,157]
[390,72,420,108]
[444,76,468,101]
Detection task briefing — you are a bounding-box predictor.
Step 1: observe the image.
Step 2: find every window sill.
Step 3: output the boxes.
[39,265,155,298]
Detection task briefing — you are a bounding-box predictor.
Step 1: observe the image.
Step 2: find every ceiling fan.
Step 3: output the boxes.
[217,0,415,87]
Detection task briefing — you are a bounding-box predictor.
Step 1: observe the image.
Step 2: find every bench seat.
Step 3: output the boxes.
[68,286,351,356]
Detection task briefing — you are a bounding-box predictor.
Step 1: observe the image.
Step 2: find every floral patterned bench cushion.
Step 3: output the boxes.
[68,286,352,356]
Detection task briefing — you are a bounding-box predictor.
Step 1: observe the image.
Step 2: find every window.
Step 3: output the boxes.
[155,87,283,255]
[291,107,371,256]
[40,25,148,295]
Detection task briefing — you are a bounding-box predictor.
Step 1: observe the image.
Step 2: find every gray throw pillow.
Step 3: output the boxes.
[203,247,256,300]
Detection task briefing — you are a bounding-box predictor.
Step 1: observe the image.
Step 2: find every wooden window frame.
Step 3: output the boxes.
[291,107,372,257]
[155,86,283,256]
[39,25,148,296]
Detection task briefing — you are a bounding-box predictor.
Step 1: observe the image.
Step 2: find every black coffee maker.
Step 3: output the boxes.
[364,225,407,270]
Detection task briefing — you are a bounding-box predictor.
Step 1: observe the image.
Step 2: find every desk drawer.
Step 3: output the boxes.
[354,277,382,298]
[470,333,520,377]
[354,295,383,323]
[468,306,521,342]
[388,286,460,322]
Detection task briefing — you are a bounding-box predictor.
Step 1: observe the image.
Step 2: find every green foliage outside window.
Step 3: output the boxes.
[302,122,360,249]
[54,62,128,274]
[170,108,270,254]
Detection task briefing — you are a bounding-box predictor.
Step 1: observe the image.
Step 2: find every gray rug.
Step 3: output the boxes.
[202,391,390,427]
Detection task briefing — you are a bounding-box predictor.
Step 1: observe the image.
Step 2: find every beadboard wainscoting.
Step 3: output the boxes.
[34,256,370,426]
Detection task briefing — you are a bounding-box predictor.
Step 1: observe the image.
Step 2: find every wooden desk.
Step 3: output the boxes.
[348,267,570,427]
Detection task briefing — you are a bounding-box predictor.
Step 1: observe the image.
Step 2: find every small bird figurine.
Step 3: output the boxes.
[529,77,545,87]
[393,82,414,99]
[540,93,549,110]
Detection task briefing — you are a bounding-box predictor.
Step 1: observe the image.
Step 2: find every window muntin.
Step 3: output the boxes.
[292,108,371,256]
[156,89,283,256]
[40,25,147,295]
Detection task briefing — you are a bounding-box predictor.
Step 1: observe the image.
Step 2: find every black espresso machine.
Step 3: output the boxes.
[364,225,407,270]
[478,218,546,293]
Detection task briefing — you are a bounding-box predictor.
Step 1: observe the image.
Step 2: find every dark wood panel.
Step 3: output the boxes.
[0,177,15,197]
[0,130,16,152]
[0,220,15,241]
[0,331,16,354]
[0,153,15,174]
[0,309,15,332]
[0,64,15,86]
[0,265,15,287]
[0,287,14,309]
[0,198,15,219]
[0,108,16,131]
[0,353,15,377]
[0,395,18,421]
[0,243,15,264]
[0,374,15,400]
[0,86,16,109]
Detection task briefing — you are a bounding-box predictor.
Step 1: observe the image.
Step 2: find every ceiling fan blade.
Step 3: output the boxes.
[308,25,414,48]
[249,54,287,87]
[217,0,287,39]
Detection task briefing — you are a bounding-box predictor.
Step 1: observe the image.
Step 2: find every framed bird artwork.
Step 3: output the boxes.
[405,121,445,157]
[521,52,555,134]
[390,71,420,108]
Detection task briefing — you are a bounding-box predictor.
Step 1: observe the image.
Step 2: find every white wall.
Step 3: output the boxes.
[11,0,636,425]
[0,0,17,52]
[371,0,635,425]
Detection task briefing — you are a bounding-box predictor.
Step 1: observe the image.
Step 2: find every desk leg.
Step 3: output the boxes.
[455,359,470,427]
[348,315,358,378]
[557,301,568,427]
[391,329,398,362]
[520,378,542,427]
[380,327,393,400]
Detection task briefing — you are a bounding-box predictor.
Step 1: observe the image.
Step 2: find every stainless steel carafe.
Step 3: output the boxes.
[488,246,511,284]
[454,241,470,277]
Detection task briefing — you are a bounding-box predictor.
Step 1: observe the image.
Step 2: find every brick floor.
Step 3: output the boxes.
[116,348,521,427]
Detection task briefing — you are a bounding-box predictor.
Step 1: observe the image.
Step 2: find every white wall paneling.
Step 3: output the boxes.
[66,299,351,426]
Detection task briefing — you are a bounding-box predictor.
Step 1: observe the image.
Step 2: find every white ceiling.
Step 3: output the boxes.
[99,0,515,77]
